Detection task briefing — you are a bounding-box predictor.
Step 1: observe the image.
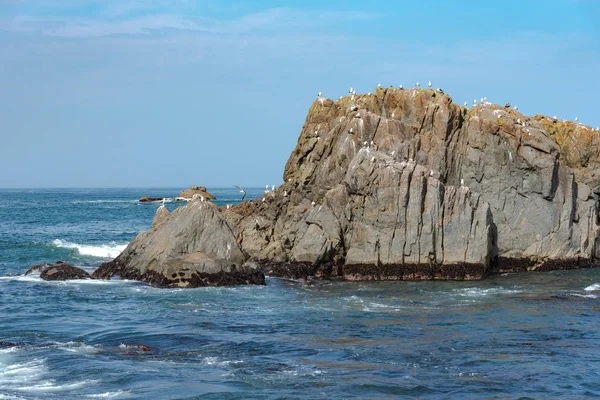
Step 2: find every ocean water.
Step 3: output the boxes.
[1,188,599,399]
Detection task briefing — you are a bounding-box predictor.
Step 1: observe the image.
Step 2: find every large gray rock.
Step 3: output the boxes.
[92,199,264,288]
[99,86,599,285]
[230,87,598,279]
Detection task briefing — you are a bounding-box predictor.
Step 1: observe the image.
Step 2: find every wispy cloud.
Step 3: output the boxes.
[0,6,383,37]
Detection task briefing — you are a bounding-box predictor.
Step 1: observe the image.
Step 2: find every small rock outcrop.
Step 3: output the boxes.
[92,199,264,288]
[180,186,216,200]
[26,261,91,281]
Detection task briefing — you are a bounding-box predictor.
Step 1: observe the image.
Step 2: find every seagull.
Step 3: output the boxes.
[430,170,434,176]
[428,81,432,88]
[473,99,477,105]
[368,92,371,95]
[349,87,353,94]
[391,112,395,118]
[283,190,288,197]
[514,105,518,110]
[480,97,484,103]
[517,118,521,124]
[415,82,420,87]
[271,185,275,191]
[377,83,381,88]
[349,128,354,133]
[391,151,396,156]
[370,140,374,146]
[575,117,579,122]
[363,141,368,146]
[371,156,375,162]
[464,101,468,107]
[553,116,558,121]
[233,185,247,201]
[311,201,316,207]
[318,92,322,97]
[161,198,166,206]
[356,112,361,118]
[399,84,404,89]
[262,197,265,202]
[461,179,464,186]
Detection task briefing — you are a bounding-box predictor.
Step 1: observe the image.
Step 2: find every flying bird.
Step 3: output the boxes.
[233,185,247,201]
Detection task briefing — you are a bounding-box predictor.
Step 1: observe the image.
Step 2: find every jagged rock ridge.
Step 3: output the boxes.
[98,86,600,286]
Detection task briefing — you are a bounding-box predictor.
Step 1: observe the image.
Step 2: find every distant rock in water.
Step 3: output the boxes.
[100,86,600,285]
[92,199,265,288]
[139,187,215,203]
[180,186,216,200]
[26,261,91,281]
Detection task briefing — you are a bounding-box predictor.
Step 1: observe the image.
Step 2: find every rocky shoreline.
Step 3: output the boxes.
[26,86,600,287]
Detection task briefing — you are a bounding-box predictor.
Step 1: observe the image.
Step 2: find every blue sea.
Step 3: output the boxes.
[1,188,599,399]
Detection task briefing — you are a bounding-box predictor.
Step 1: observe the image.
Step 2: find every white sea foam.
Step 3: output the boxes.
[454,287,522,297]
[0,354,99,394]
[86,389,130,398]
[0,358,46,385]
[52,239,127,258]
[584,283,600,291]
[0,275,43,283]
[56,341,100,354]
[72,199,137,204]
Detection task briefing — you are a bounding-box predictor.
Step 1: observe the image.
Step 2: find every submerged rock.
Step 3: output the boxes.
[92,199,264,288]
[26,261,91,281]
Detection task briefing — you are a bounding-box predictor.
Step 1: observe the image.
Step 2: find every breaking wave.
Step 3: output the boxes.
[51,239,127,258]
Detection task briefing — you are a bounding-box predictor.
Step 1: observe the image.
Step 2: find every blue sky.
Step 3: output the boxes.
[0,0,599,188]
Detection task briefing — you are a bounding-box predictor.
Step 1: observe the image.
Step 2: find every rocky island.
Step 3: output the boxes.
[92,86,600,287]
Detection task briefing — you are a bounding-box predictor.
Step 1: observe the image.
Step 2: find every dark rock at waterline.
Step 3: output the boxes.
[25,261,91,281]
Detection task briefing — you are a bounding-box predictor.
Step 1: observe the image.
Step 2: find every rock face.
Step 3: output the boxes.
[227,88,599,280]
[26,261,91,281]
[101,87,599,285]
[92,199,264,288]
[180,186,216,200]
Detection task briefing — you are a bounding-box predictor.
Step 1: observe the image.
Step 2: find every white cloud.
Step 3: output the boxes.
[0,6,383,37]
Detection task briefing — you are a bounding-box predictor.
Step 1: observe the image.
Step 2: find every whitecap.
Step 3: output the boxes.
[19,379,99,392]
[584,283,600,291]
[454,287,522,297]
[0,275,43,283]
[52,239,127,258]
[55,341,100,354]
[0,358,46,385]
[86,390,130,398]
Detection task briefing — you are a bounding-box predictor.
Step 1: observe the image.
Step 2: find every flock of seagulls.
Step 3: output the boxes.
[213,82,597,212]
[318,82,592,130]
